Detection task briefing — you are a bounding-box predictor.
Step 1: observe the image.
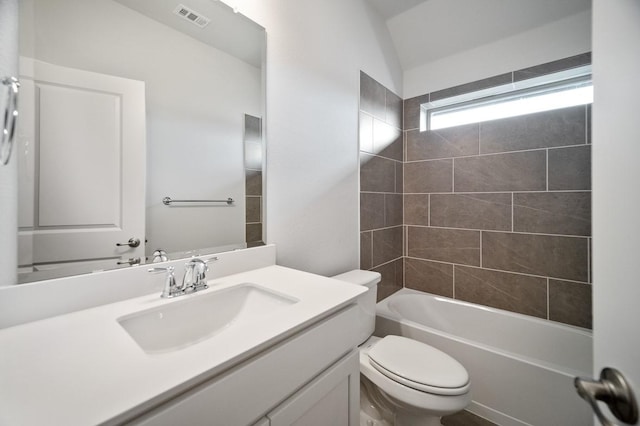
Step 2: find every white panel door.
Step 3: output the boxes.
[18,58,145,265]
[586,0,640,425]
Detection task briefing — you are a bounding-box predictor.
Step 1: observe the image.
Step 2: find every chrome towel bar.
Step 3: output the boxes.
[162,197,234,206]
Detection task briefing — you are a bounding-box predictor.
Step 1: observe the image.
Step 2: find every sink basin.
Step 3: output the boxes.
[118,283,299,354]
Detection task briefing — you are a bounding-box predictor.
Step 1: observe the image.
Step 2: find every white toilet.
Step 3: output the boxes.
[333,270,471,426]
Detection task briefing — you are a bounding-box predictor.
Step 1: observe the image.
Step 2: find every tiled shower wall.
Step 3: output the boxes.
[359,72,405,300]
[360,53,592,328]
[244,114,264,247]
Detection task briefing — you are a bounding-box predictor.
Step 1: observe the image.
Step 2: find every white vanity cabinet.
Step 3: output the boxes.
[127,305,361,426]
[267,349,359,425]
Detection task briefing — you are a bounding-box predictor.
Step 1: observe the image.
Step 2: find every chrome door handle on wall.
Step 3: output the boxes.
[116,238,141,248]
[575,368,639,426]
[1,77,20,166]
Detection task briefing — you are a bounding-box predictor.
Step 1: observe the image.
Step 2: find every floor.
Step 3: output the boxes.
[442,410,497,426]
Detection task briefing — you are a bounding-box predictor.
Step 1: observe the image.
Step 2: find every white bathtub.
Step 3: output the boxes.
[374,288,593,426]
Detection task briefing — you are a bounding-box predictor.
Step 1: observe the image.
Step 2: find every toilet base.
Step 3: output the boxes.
[359,407,444,426]
[361,376,446,426]
[395,410,443,426]
[361,377,394,426]
[359,409,393,426]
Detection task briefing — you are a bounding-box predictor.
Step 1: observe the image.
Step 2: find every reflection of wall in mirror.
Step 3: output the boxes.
[18,0,263,268]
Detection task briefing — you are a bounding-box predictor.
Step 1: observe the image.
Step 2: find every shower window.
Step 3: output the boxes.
[422,65,593,131]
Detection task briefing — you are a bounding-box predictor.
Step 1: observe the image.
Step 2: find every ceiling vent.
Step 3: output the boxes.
[173,4,211,28]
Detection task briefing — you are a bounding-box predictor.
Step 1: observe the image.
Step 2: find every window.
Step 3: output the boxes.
[422,65,593,131]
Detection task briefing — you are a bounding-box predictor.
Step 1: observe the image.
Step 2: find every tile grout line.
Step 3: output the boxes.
[479,231,483,268]
[404,226,408,264]
[370,230,374,271]
[546,278,550,320]
[401,189,590,195]
[546,149,549,192]
[587,237,591,283]
[403,255,591,285]
[403,142,587,164]
[511,192,514,232]
[452,266,456,299]
[403,224,590,239]
[452,158,455,193]
[382,193,387,226]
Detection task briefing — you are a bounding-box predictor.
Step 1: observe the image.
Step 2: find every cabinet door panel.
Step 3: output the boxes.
[268,350,359,426]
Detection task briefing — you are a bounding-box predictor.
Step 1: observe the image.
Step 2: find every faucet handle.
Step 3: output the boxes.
[183,257,218,291]
[152,249,168,263]
[149,266,179,298]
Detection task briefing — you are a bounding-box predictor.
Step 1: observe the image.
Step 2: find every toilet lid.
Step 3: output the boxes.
[368,335,470,396]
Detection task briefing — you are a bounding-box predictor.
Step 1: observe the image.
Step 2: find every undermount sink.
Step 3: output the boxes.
[118,283,299,354]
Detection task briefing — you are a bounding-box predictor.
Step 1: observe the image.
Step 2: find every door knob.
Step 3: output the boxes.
[116,238,141,248]
[575,368,638,426]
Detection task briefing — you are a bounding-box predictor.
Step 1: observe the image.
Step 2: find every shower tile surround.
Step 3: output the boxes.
[244,114,264,247]
[360,72,405,300]
[359,53,592,329]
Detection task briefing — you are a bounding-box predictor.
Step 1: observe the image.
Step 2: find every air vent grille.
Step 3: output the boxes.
[173,4,210,28]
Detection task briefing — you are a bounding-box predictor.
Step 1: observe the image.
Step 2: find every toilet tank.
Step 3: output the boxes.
[332,270,381,345]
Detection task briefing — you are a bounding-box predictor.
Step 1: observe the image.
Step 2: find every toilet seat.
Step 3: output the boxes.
[368,336,470,396]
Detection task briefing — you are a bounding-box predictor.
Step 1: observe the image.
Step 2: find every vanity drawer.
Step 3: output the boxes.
[127,304,359,426]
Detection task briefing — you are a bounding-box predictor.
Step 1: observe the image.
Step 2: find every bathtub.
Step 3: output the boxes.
[374,288,593,426]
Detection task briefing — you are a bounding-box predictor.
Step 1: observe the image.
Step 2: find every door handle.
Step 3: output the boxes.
[117,257,141,266]
[116,238,141,248]
[575,368,638,426]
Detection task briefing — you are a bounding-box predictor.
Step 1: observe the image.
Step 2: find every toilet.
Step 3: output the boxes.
[333,270,471,426]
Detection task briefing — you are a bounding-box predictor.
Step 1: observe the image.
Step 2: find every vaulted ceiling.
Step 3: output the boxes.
[367,0,591,71]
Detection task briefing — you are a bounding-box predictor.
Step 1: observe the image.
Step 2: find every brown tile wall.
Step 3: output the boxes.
[244,114,264,247]
[401,53,592,329]
[360,72,404,300]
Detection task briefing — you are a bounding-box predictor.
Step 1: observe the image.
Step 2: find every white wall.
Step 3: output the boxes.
[20,0,261,259]
[0,0,18,286]
[232,0,403,276]
[403,10,592,97]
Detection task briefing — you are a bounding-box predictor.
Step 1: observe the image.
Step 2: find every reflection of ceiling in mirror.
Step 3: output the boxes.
[113,0,264,67]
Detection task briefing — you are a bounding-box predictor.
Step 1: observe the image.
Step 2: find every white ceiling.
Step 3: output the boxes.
[113,0,264,67]
[368,0,591,70]
[367,0,427,20]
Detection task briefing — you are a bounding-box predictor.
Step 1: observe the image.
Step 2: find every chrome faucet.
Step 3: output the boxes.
[149,257,217,298]
[181,258,210,293]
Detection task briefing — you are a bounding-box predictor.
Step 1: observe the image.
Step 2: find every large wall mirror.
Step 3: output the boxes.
[17,0,265,283]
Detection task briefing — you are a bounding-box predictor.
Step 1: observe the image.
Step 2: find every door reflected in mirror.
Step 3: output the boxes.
[17,0,265,283]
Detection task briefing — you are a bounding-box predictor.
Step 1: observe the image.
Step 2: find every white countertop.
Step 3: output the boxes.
[0,265,364,426]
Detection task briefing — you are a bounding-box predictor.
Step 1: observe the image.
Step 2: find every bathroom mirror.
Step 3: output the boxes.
[16,0,265,283]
